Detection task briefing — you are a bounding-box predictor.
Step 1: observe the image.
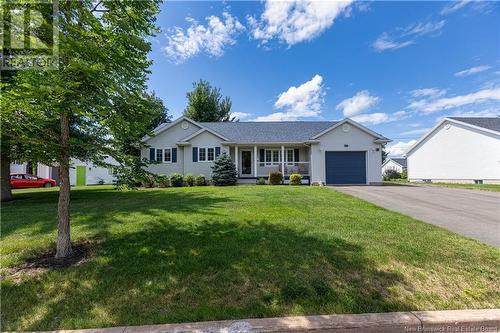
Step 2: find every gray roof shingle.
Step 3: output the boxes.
[391,157,407,168]
[200,121,338,143]
[448,117,500,133]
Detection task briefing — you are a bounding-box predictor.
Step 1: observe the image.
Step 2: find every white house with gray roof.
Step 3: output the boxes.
[382,157,407,175]
[141,116,391,185]
[406,117,500,184]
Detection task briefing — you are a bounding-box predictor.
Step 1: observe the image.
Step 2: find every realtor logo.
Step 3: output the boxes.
[1,0,59,70]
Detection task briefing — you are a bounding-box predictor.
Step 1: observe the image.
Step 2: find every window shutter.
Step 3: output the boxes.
[259,149,265,166]
[192,147,198,162]
[172,148,177,163]
[215,147,221,158]
[294,149,299,162]
[149,148,155,162]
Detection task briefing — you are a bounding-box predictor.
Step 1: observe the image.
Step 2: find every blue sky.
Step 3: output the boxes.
[147,1,500,155]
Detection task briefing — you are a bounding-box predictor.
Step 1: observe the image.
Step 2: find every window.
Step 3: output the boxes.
[156,148,163,162]
[286,149,295,165]
[198,147,216,162]
[11,174,24,180]
[265,149,281,165]
[164,148,172,163]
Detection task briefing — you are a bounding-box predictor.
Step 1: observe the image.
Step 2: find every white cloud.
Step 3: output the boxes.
[440,0,495,15]
[450,108,500,118]
[410,88,447,98]
[164,12,244,64]
[254,74,325,121]
[232,112,252,120]
[351,111,409,125]
[336,90,380,117]
[408,87,500,113]
[454,65,491,77]
[440,1,471,15]
[248,0,353,46]
[399,128,431,136]
[372,19,445,52]
[386,140,417,157]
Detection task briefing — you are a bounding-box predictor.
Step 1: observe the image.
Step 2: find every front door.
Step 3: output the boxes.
[241,151,252,175]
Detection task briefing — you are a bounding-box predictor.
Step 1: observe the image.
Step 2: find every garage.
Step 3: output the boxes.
[325,151,366,184]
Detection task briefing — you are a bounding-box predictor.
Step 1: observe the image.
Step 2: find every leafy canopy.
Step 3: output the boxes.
[184,79,234,122]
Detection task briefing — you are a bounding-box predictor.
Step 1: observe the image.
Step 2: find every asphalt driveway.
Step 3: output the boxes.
[333,185,500,247]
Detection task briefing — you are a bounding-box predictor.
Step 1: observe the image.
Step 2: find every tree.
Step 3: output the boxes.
[184,80,235,122]
[211,153,237,186]
[1,0,164,258]
[381,144,388,162]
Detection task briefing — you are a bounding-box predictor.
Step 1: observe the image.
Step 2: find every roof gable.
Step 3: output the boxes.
[448,117,500,133]
[311,118,390,142]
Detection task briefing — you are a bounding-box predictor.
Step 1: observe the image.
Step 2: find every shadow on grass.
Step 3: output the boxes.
[2,218,410,331]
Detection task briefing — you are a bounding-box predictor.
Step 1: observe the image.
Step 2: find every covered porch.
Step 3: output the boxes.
[227,144,311,182]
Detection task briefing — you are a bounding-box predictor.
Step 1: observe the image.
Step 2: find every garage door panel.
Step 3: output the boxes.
[326,151,366,184]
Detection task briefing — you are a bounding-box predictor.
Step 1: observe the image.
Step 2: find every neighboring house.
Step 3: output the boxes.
[406,117,500,184]
[141,116,391,185]
[10,157,117,186]
[382,157,407,175]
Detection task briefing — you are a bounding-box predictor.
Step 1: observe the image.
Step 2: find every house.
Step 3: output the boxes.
[406,117,500,184]
[141,116,391,185]
[10,157,117,186]
[382,157,407,175]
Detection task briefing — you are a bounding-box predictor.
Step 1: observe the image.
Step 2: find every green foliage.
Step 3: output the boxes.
[401,170,408,180]
[383,169,402,181]
[211,153,237,186]
[256,177,266,185]
[169,173,184,187]
[139,174,156,188]
[195,175,207,186]
[289,173,302,185]
[183,80,235,122]
[269,171,283,185]
[184,173,195,187]
[157,175,170,188]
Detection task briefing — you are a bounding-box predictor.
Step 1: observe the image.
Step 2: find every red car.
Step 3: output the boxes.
[10,174,57,189]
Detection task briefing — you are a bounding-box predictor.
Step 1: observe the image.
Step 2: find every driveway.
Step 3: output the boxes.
[333,185,500,247]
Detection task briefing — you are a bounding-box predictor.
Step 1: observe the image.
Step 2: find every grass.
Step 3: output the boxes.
[384,180,500,192]
[1,186,499,331]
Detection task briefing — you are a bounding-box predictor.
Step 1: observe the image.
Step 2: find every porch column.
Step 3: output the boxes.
[235,145,239,176]
[254,145,257,177]
[281,145,285,177]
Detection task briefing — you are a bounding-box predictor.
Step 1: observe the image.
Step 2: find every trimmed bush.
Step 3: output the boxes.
[289,173,302,185]
[211,153,238,186]
[195,174,207,186]
[184,173,195,187]
[256,177,266,185]
[157,174,169,188]
[140,173,156,188]
[169,173,184,187]
[269,171,283,185]
[401,170,408,180]
[383,169,402,181]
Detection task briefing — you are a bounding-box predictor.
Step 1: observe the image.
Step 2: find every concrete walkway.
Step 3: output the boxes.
[17,309,500,333]
[333,185,500,247]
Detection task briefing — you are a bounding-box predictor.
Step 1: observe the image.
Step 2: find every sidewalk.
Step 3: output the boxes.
[16,309,500,333]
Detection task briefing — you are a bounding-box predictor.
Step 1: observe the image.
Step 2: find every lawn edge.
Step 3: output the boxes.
[11,309,500,333]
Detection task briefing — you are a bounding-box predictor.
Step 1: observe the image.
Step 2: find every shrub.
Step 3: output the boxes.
[140,173,156,188]
[401,170,408,180]
[256,177,266,185]
[195,174,207,186]
[157,174,169,188]
[269,171,283,185]
[289,173,302,185]
[383,169,402,180]
[211,153,238,186]
[169,173,184,187]
[184,173,195,187]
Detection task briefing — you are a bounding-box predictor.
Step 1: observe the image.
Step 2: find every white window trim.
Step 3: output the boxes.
[163,147,172,163]
[198,146,216,162]
[264,149,282,166]
[286,149,296,165]
[155,148,163,163]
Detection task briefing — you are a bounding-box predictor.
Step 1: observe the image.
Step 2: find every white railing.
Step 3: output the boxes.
[254,162,310,177]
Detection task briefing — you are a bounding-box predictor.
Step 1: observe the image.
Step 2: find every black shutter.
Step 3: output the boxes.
[192,147,198,162]
[215,147,221,158]
[149,148,155,162]
[294,149,299,162]
[172,148,177,163]
[259,149,265,166]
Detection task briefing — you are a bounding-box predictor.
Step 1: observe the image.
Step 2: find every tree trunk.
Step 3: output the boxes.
[1,148,12,202]
[56,111,72,258]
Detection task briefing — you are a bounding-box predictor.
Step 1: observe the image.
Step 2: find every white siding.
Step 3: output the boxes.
[184,131,228,177]
[382,160,404,174]
[407,120,500,183]
[70,157,117,185]
[311,124,383,184]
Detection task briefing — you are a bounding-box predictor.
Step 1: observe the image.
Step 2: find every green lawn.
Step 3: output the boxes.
[384,180,500,192]
[2,186,499,331]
